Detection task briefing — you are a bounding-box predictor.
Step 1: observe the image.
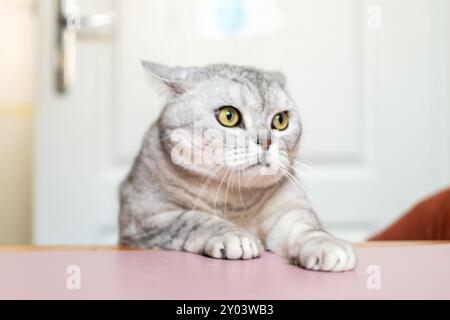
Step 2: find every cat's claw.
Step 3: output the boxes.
[203,230,262,260]
[292,237,356,272]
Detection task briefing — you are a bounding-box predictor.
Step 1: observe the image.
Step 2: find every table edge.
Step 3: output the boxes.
[0,241,449,251]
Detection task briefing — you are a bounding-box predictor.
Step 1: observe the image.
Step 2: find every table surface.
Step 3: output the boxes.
[1,241,449,251]
[1,241,449,299]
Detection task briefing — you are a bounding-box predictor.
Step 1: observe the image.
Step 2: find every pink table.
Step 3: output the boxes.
[0,244,449,299]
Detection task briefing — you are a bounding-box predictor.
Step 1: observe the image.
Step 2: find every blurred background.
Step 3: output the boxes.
[0,0,449,245]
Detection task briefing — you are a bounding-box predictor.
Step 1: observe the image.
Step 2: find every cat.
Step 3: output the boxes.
[119,61,356,272]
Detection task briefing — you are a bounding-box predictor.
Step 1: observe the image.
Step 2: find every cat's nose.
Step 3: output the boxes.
[257,137,272,151]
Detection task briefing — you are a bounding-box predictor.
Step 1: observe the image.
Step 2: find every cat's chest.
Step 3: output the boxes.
[169,182,269,222]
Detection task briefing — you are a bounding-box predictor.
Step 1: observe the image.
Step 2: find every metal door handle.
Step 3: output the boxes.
[56,0,117,94]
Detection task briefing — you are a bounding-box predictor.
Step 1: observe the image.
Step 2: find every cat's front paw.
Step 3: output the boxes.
[292,237,356,272]
[203,230,262,260]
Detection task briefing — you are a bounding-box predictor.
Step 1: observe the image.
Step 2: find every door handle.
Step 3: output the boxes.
[56,0,117,94]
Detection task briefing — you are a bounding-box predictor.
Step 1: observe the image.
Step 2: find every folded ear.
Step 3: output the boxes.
[269,71,287,88]
[141,61,194,95]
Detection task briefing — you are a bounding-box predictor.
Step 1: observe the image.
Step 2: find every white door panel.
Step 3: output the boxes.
[35,0,450,244]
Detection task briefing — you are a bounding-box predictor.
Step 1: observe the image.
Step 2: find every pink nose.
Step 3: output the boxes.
[257,138,272,151]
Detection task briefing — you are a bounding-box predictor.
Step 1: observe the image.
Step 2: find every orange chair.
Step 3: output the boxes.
[370,188,450,240]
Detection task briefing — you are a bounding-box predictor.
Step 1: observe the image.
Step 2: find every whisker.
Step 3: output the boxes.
[223,169,234,218]
[283,166,305,190]
[191,165,225,212]
[286,163,328,191]
[290,157,323,175]
[213,168,231,216]
[279,166,303,192]
[276,161,310,195]
[237,168,247,216]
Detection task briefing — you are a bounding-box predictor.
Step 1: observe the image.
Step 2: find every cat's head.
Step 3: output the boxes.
[143,61,302,188]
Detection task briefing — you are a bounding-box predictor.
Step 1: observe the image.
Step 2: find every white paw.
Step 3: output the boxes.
[293,237,356,272]
[203,230,262,260]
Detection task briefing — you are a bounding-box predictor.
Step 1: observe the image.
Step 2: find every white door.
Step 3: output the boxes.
[34,0,450,244]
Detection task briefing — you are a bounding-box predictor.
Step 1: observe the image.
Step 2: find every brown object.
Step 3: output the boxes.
[370,187,450,240]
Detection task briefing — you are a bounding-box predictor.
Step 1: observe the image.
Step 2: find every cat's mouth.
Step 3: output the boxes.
[243,151,275,171]
[243,159,271,172]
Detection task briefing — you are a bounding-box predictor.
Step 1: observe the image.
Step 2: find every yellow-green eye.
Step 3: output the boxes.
[217,106,240,127]
[272,111,289,131]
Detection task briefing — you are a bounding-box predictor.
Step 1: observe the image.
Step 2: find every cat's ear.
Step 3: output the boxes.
[141,61,194,95]
[269,71,287,88]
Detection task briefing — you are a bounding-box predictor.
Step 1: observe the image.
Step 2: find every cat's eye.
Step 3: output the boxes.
[217,106,241,127]
[272,111,289,131]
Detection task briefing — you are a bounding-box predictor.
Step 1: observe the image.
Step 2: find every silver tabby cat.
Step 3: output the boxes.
[119,61,356,272]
